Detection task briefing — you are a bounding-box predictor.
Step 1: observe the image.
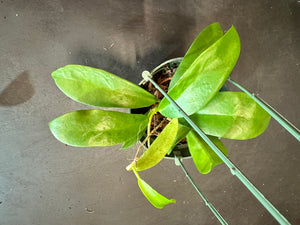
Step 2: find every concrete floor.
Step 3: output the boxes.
[0,0,299,224]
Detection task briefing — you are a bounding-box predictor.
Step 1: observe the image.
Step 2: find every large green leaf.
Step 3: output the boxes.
[52,65,158,108]
[187,92,271,139]
[49,110,148,147]
[158,26,241,118]
[132,167,176,209]
[136,119,179,171]
[187,131,228,174]
[169,23,223,89]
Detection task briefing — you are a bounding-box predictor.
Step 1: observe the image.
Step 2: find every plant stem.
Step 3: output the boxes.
[132,166,141,179]
[147,108,157,147]
[134,118,167,161]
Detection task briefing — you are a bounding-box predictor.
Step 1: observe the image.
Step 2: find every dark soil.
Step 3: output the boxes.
[142,66,176,135]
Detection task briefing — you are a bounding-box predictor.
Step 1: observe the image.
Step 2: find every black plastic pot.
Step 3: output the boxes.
[130,57,191,159]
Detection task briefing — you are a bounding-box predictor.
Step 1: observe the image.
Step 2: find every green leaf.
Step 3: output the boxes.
[120,137,139,150]
[167,123,190,155]
[49,110,148,147]
[158,26,241,118]
[136,119,179,171]
[187,131,228,174]
[121,109,156,150]
[173,123,190,145]
[169,23,223,89]
[132,167,176,209]
[138,179,176,209]
[52,65,158,108]
[188,92,271,139]
[120,130,145,150]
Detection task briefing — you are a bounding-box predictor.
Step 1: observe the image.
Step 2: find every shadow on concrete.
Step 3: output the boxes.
[70,0,196,83]
[0,71,34,106]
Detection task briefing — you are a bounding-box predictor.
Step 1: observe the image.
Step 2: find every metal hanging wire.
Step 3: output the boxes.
[227,78,300,141]
[142,71,292,225]
[174,151,228,225]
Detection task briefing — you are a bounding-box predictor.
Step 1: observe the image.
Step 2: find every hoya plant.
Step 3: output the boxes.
[49,23,270,209]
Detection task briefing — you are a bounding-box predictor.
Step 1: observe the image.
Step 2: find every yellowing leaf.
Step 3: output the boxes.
[132,167,176,209]
[189,92,271,139]
[136,119,179,171]
[49,110,148,147]
[138,179,176,209]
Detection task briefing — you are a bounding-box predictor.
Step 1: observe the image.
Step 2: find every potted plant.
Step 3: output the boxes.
[49,23,271,209]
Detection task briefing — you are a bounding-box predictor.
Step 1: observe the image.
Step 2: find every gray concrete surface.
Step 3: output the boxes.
[0,0,299,224]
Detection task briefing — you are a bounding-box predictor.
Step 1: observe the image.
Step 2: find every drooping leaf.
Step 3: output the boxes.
[169,23,223,89]
[187,131,228,174]
[138,178,176,209]
[186,92,271,139]
[158,26,241,118]
[136,119,179,171]
[132,167,176,209]
[52,65,158,108]
[49,110,148,147]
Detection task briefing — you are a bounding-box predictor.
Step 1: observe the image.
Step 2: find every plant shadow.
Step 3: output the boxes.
[70,0,197,84]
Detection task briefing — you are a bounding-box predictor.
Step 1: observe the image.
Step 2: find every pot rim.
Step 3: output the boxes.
[139,57,183,86]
